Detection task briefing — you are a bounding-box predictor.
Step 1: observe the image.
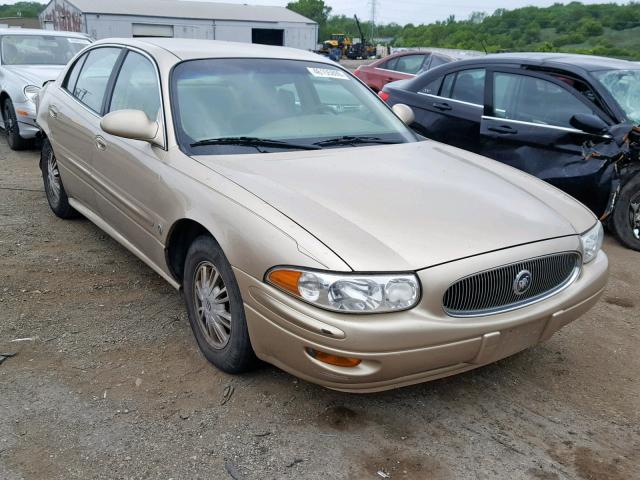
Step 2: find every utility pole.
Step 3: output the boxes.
[369,0,377,45]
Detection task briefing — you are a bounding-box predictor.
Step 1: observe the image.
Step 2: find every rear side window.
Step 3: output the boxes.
[449,69,485,105]
[109,51,161,121]
[429,55,450,69]
[393,54,426,74]
[380,57,398,70]
[72,47,121,113]
[420,76,443,95]
[493,72,595,128]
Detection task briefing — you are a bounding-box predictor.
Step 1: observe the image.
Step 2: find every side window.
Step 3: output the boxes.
[493,72,595,128]
[109,51,161,121]
[441,73,455,97]
[380,57,398,71]
[429,55,450,69]
[63,53,86,93]
[393,54,426,74]
[72,47,121,113]
[420,76,443,95]
[449,69,485,105]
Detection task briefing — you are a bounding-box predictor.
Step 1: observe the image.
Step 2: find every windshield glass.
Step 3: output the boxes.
[1,35,90,66]
[171,58,417,155]
[593,69,640,124]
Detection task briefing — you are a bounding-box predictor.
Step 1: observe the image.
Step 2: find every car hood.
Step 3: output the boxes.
[3,65,65,87]
[195,141,596,271]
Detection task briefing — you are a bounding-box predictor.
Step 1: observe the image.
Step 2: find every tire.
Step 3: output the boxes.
[183,235,257,374]
[41,138,78,219]
[611,174,640,251]
[3,98,30,150]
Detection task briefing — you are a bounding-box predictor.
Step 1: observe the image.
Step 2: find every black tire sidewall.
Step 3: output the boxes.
[4,99,27,150]
[41,138,76,219]
[611,173,640,251]
[183,235,256,374]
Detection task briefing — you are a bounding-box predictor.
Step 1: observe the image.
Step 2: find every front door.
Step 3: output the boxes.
[91,49,169,270]
[480,69,615,216]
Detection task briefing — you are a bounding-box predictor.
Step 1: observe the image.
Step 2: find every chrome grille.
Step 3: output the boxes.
[443,252,581,317]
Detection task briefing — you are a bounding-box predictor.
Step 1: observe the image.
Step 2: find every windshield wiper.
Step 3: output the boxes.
[190,136,321,151]
[313,135,399,147]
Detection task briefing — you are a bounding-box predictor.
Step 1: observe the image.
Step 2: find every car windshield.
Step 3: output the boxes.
[593,68,640,124]
[1,35,90,66]
[171,58,417,155]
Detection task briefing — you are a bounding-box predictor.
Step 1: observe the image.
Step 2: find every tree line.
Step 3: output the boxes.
[287,0,640,59]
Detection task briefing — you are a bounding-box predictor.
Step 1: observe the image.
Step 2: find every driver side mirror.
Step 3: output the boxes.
[100,109,160,144]
[570,114,609,135]
[392,103,415,126]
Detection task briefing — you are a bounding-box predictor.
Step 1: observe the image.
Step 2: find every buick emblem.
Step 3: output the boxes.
[513,270,532,296]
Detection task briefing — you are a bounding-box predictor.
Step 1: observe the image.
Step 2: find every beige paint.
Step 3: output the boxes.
[37,38,609,391]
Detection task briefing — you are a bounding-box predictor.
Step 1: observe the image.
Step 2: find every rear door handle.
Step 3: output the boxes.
[95,136,107,151]
[433,102,452,111]
[48,105,59,118]
[488,124,518,135]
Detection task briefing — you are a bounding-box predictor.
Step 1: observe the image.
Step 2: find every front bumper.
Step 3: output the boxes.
[237,236,609,393]
[7,100,39,139]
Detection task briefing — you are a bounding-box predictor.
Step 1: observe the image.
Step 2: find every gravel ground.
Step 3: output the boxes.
[0,138,639,480]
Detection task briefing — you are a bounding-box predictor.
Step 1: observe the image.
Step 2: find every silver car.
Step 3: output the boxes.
[0,28,90,150]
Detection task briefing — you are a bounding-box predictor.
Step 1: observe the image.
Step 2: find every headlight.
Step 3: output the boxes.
[266,267,421,313]
[580,222,604,264]
[23,85,40,103]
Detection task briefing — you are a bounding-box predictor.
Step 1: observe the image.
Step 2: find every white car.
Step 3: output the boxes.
[0,28,90,149]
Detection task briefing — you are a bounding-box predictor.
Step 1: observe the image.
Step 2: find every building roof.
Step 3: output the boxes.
[0,27,89,38]
[62,0,316,24]
[96,37,331,62]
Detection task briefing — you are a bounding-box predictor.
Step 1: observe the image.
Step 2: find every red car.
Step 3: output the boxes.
[354,51,457,92]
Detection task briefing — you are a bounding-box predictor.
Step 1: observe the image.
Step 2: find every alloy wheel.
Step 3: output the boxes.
[193,261,232,349]
[46,149,61,205]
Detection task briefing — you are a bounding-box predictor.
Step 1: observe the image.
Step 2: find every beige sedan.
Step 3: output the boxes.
[36,38,608,392]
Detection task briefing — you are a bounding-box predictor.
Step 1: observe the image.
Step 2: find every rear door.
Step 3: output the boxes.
[410,67,486,152]
[46,46,123,209]
[480,69,614,215]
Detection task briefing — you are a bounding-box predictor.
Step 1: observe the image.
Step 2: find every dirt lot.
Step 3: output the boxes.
[0,137,638,480]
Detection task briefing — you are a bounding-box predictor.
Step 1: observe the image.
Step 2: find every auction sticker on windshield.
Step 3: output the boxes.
[307,67,349,80]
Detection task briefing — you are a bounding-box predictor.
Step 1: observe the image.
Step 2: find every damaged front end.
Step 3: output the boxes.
[583,124,640,221]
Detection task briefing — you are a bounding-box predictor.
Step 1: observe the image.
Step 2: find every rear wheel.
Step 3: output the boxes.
[3,98,30,150]
[611,174,640,251]
[41,138,78,219]
[183,235,257,374]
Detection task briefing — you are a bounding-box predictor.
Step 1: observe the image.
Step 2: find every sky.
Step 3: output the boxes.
[23,0,631,26]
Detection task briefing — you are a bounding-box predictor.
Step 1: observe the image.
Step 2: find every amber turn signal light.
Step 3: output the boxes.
[306,348,361,367]
[267,269,302,295]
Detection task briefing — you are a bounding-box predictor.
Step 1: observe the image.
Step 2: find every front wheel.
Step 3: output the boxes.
[611,174,640,251]
[3,98,30,150]
[183,235,257,374]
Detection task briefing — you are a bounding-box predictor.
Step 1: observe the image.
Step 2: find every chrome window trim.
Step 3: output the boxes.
[481,115,611,138]
[442,252,582,318]
[374,66,417,76]
[418,93,483,109]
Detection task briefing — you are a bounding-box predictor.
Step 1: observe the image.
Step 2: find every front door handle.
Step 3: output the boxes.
[487,124,518,135]
[95,136,107,151]
[433,102,452,111]
[48,105,59,118]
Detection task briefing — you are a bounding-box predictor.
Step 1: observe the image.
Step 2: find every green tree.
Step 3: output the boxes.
[286,0,331,26]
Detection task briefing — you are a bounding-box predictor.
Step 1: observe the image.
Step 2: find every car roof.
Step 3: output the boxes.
[450,52,639,72]
[0,28,90,38]
[94,37,334,64]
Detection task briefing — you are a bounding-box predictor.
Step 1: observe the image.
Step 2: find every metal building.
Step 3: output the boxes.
[39,0,318,50]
